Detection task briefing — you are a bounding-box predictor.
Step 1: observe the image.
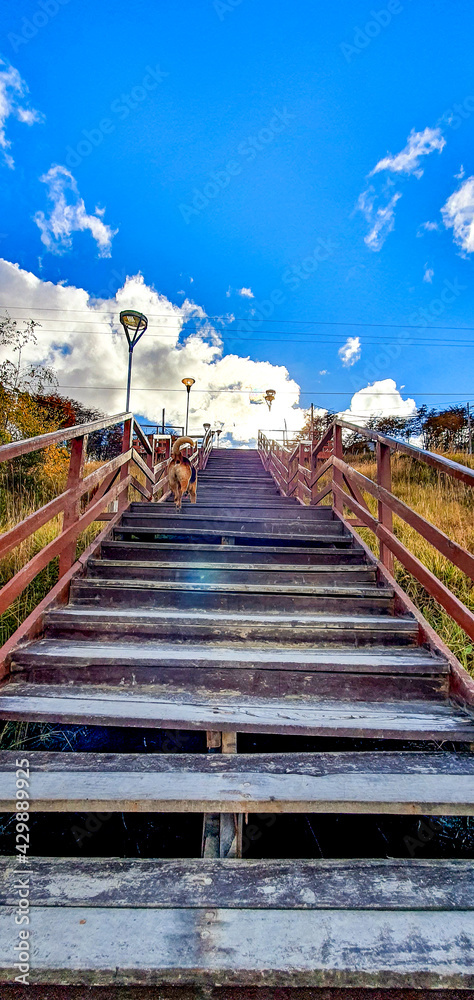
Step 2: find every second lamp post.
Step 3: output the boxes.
[182,377,195,434]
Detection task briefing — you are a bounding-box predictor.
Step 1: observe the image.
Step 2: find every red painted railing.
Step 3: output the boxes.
[259,421,474,649]
[0,417,214,672]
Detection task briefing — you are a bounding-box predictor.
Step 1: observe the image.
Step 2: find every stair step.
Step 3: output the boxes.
[12,640,444,674]
[0,750,473,808]
[11,640,446,700]
[2,856,470,910]
[100,540,367,565]
[114,525,352,546]
[45,607,418,645]
[70,577,393,614]
[124,507,335,521]
[87,558,376,585]
[0,687,471,737]
[0,846,471,904]
[0,861,472,989]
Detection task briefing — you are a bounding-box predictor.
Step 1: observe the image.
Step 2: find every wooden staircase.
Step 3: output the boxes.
[0,447,473,989]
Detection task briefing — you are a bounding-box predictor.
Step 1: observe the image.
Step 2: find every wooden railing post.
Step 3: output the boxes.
[333,423,344,514]
[118,417,133,513]
[377,441,394,573]
[58,434,88,579]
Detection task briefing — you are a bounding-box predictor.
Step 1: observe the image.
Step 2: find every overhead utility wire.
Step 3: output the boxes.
[3,304,474,333]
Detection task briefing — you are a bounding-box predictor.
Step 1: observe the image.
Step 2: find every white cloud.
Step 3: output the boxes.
[359,192,402,252]
[441,176,474,253]
[237,287,254,298]
[0,59,43,168]
[319,369,328,375]
[369,127,445,180]
[338,336,361,367]
[339,379,417,423]
[417,220,439,235]
[455,165,465,180]
[423,264,434,283]
[34,165,117,257]
[0,259,306,446]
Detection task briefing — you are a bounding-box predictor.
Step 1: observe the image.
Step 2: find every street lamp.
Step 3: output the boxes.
[264,388,276,411]
[203,422,211,435]
[216,429,222,448]
[120,310,148,412]
[182,377,195,435]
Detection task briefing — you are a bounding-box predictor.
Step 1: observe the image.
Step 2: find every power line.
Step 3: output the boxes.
[53,386,474,395]
[3,303,474,333]
[3,323,474,348]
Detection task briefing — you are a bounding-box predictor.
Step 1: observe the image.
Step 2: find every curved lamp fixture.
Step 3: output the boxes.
[120,310,148,411]
[181,377,196,435]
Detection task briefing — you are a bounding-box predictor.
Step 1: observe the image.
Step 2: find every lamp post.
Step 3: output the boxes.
[120,310,148,412]
[182,377,195,435]
[216,429,222,448]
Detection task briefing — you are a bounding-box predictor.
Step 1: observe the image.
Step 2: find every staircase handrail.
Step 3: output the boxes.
[258,420,474,647]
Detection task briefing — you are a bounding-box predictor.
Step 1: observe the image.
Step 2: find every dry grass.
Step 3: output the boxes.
[345,452,474,676]
[0,459,108,645]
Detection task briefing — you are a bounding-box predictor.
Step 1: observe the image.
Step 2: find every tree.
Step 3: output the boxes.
[0,314,57,441]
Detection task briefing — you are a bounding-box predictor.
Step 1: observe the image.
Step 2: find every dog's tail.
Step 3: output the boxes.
[171,436,195,459]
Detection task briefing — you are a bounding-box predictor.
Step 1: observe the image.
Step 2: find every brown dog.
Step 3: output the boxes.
[168,436,197,511]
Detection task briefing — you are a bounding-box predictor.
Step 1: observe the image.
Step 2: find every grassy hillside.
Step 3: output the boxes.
[346,452,474,677]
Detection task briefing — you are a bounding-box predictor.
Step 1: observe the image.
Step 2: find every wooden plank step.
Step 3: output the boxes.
[70,577,394,614]
[86,558,376,585]
[114,524,353,546]
[124,508,336,522]
[100,540,367,565]
[0,904,472,988]
[161,504,324,515]
[10,642,447,700]
[1,857,472,910]
[11,640,446,675]
[0,688,471,738]
[44,607,418,645]
[0,751,473,811]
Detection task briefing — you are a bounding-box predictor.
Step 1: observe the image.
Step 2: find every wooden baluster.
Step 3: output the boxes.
[333,423,344,514]
[377,441,394,573]
[58,434,88,580]
[118,417,133,513]
[298,444,305,504]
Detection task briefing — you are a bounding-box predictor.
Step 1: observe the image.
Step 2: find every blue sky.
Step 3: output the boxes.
[1,0,474,438]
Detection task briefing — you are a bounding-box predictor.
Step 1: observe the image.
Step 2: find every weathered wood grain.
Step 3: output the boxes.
[0,751,472,812]
[0,686,470,736]
[0,906,472,987]
[1,857,472,909]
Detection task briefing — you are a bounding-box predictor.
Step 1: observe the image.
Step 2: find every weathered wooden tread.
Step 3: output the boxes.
[114,525,353,544]
[0,751,473,812]
[88,558,374,576]
[101,539,367,564]
[71,578,390,597]
[0,688,471,738]
[0,905,472,987]
[11,639,444,674]
[45,606,417,630]
[0,857,472,910]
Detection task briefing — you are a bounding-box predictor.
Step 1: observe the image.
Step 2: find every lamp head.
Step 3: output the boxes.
[264,388,276,411]
[203,422,211,431]
[182,377,196,389]
[119,310,148,347]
